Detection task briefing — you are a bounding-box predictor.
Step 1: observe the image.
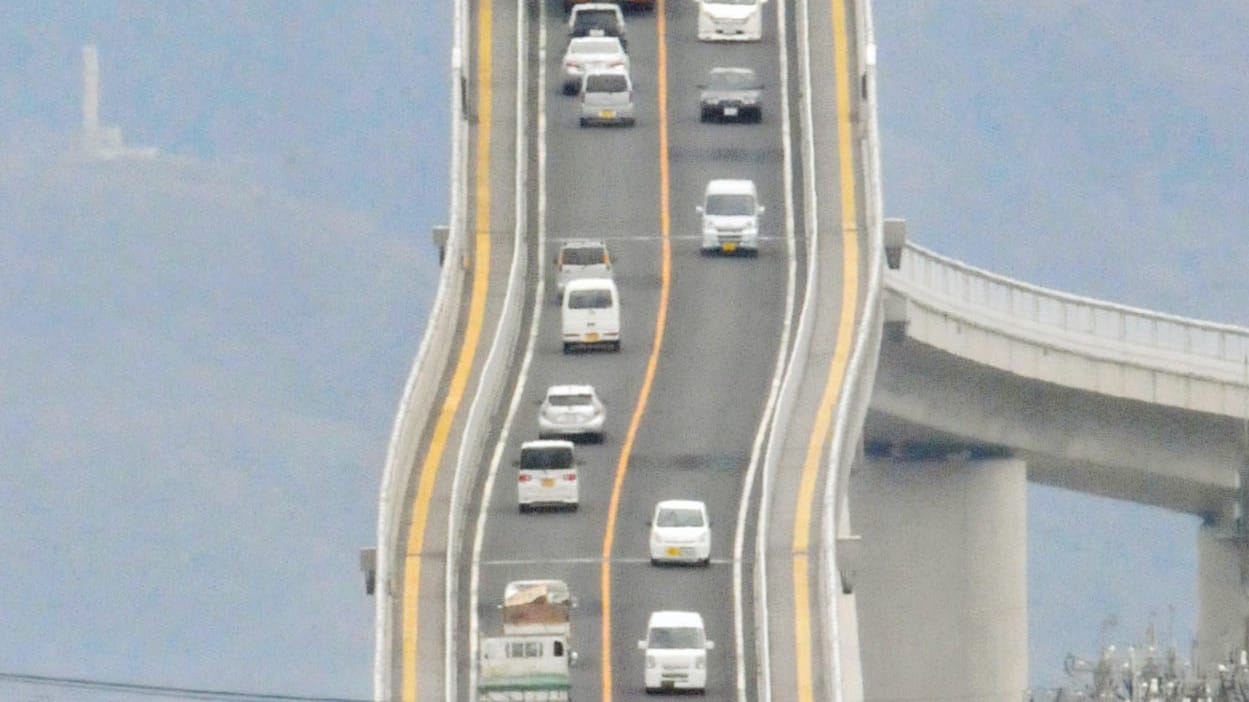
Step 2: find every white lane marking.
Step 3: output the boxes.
[481,557,737,566]
[741,1,800,701]
[468,2,547,699]
[549,234,788,242]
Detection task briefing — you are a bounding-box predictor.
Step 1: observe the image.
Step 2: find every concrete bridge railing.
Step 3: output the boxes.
[886,243,1249,417]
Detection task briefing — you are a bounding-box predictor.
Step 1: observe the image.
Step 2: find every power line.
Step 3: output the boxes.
[0,672,374,702]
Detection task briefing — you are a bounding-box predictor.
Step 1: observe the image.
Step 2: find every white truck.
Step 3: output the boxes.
[478,580,577,702]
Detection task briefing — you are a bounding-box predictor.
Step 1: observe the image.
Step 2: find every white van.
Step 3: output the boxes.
[515,440,579,512]
[697,0,764,42]
[637,611,714,693]
[698,178,764,255]
[561,278,621,353]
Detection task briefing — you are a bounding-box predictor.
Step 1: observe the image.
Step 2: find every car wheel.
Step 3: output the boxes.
[701,556,711,567]
[611,340,621,352]
[563,342,573,354]
[519,504,530,514]
[650,558,659,566]
[563,82,577,96]
[594,432,605,444]
[579,117,589,127]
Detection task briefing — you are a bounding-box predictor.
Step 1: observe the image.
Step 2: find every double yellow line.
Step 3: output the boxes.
[791,0,860,699]
[401,0,495,699]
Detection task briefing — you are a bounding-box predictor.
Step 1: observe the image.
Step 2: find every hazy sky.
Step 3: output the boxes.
[2,2,1245,700]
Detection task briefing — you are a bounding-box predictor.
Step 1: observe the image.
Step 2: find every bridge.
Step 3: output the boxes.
[368,1,1249,700]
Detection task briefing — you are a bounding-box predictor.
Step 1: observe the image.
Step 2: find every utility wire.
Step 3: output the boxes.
[0,672,374,702]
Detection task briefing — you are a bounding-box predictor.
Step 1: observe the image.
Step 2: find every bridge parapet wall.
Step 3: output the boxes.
[887,243,1249,417]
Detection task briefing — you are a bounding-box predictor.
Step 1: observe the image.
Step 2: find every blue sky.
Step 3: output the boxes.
[874,0,1249,689]
[1,1,1244,699]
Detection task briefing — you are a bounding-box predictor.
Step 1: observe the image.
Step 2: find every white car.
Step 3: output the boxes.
[698,0,763,42]
[561,36,629,95]
[698,178,764,255]
[538,384,606,442]
[515,440,579,512]
[637,611,714,693]
[555,239,613,299]
[649,500,711,566]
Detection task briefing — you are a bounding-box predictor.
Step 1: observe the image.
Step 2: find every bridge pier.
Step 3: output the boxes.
[1198,523,1249,669]
[851,455,1028,701]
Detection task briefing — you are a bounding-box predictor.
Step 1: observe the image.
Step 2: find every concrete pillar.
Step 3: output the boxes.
[1197,525,1249,669]
[851,456,1028,701]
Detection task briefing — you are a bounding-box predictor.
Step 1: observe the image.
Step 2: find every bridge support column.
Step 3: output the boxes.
[1197,524,1249,668]
[851,456,1027,701]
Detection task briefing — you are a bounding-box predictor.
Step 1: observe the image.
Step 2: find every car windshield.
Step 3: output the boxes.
[648,627,705,649]
[562,246,606,266]
[549,394,594,407]
[585,73,628,93]
[706,193,756,216]
[656,508,705,528]
[519,447,573,470]
[574,13,619,33]
[571,39,619,55]
[568,289,613,309]
[707,70,759,91]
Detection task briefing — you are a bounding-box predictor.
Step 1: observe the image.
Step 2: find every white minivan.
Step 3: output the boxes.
[562,278,621,353]
[698,178,764,255]
[515,440,579,512]
[637,611,714,693]
[697,0,764,42]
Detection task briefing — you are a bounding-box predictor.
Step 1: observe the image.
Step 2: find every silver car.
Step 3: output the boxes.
[554,239,613,298]
[579,69,635,127]
[538,384,606,442]
[561,36,629,95]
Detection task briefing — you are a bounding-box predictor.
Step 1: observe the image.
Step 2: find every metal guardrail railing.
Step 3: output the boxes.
[373,0,471,698]
[888,243,1249,415]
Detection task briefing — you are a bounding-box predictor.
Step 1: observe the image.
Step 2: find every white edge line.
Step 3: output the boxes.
[467,4,548,702]
[733,0,798,701]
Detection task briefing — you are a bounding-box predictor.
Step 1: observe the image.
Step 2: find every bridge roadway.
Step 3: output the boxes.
[376,0,874,700]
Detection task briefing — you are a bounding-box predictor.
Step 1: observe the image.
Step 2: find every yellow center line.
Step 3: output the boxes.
[400,1,493,700]
[600,1,671,700]
[791,0,859,699]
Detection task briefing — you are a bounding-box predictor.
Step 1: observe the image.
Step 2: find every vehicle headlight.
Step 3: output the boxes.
[647,655,657,669]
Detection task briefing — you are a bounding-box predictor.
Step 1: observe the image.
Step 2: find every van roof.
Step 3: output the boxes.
[564,277,618,292]
[705,179,757,195]
[547,384,596,396]
[647,611,706,628]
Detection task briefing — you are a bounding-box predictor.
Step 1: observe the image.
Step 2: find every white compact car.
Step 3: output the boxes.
[698,179,764,255]
[649,500,711,566]
[697,0,763,42]
[562,278,621,352]
[561,36,629,95]
[637,611,714,693]
[579,68,636,127]
[538,384,606,442]
[514,440,579,512]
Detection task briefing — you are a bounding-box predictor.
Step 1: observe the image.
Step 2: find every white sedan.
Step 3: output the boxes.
[538,384,605,442]
[561,36,629,95]
[649,500,711,566]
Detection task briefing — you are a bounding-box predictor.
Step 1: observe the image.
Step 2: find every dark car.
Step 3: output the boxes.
[569,4,627,50]
[698,67,764,123]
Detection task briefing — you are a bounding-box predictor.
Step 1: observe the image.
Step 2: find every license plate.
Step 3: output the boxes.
[599,110,615,118]
[585,332,600,342]
[542,478,556,488]
[724,107,738,117]
[666,546,681,556]
[723,242,738,252]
